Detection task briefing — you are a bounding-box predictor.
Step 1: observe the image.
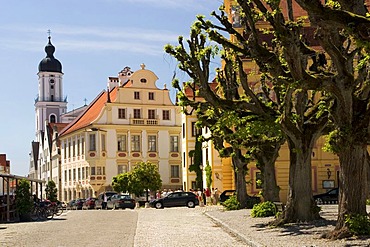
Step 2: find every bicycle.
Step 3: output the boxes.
[30,201,54,221]
[50,201,63,216]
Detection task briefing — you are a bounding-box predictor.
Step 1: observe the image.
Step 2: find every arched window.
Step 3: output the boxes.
[50,115,56,123]
[140,78,147,83]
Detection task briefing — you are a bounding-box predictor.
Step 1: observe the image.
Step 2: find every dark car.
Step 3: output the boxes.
[95,191,117,209]
[67,199,76,210]
[150,191,199,209]
[314,188,339,205]
[219,190,260,208]
[106,194,136,210]
[82,197,97,210]
[73,198,86,210]
[219,190,236,203]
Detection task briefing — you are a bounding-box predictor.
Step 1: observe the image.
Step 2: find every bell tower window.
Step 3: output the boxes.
[50,115,56,123]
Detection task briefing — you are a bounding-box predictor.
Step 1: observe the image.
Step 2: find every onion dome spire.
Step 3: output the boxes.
[38,32,62,73]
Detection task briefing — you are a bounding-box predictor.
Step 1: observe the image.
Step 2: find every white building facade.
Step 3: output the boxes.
[59,64,182,201]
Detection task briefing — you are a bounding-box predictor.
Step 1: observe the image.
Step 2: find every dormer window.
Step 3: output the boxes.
[140,78,147,83]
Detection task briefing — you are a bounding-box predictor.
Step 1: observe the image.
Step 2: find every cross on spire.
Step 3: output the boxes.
[84,98,87,106]
[47,29,51,38]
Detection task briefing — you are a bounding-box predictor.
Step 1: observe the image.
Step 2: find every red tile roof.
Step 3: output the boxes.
[59,87,118,137]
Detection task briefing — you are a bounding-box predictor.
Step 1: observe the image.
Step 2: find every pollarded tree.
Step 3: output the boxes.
[194,0,332,224]
[201,0,370,236]
[166,33,283,207]
[294,0,370,237]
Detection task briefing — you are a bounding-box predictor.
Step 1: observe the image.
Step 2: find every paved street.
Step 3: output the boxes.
[0,207,246,247]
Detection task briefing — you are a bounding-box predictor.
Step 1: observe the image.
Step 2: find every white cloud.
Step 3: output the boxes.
[0,24,182,56]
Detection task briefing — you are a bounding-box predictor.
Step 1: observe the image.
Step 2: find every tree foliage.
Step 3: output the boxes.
[45,180,58,202]
[188,135,203,190]
[165,28,283,208]
[112,162,162,199]
[196,0,370,238]
[15,179,33,216]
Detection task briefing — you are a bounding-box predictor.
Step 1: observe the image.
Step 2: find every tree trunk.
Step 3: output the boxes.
[273,137,320,225]
[256,143,282,202]
[326,144,368,239]
[233,149,249,209]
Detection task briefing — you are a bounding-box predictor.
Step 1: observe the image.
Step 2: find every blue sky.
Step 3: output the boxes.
[0,0,223,176]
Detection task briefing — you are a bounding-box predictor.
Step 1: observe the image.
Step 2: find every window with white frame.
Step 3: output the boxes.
[77,139,80,156]
[163,110,170,120]
[97,167,102,175]
[133,109,141,119]
[101,134,106,151]
[117,164,127,174]
[118,108,126,119]
[148,135,157,152]
[148,109,156,119]
[82,167,85,179]
[191,122,201,136]
[171,165,180,178]
[91,167,96,175]
[81,138,85,154]
[89,134,96,151]
[117,134,127,151]
[131,135,141,152]
[72,141,76,157]
[170,136,179,152]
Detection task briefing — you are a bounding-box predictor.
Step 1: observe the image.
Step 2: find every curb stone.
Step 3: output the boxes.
[204,211,264,247]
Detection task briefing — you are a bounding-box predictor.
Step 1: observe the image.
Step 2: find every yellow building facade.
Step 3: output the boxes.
[180,0,341,203]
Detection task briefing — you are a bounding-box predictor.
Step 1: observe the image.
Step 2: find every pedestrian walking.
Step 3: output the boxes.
[103,192,108,209]
[214,188,220,205]
[205,188,212,206]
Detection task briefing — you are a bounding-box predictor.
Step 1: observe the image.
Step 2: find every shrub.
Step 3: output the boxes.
[223,195,240,211]
[366,199,370,205]
[15,179,33,220]
[345,214,370,236]
[45,180,58,202]
[246,196,261,209]
[251,201,277,218]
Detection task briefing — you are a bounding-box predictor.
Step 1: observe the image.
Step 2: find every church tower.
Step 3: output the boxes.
[35,35,67,138]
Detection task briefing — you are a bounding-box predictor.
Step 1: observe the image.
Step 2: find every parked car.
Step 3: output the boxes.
[219,190,260,208]
[95,191,117,209]
[73,198,86,210]
[106,194,135,210]
[82,197,97,210]
[59,201,67,210]
[149,191,199,209]
[219,190,236,203]
[67,199,76,210]
[314,188,339,205]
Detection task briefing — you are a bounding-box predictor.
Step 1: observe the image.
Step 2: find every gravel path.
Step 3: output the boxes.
[205,205,370,247]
